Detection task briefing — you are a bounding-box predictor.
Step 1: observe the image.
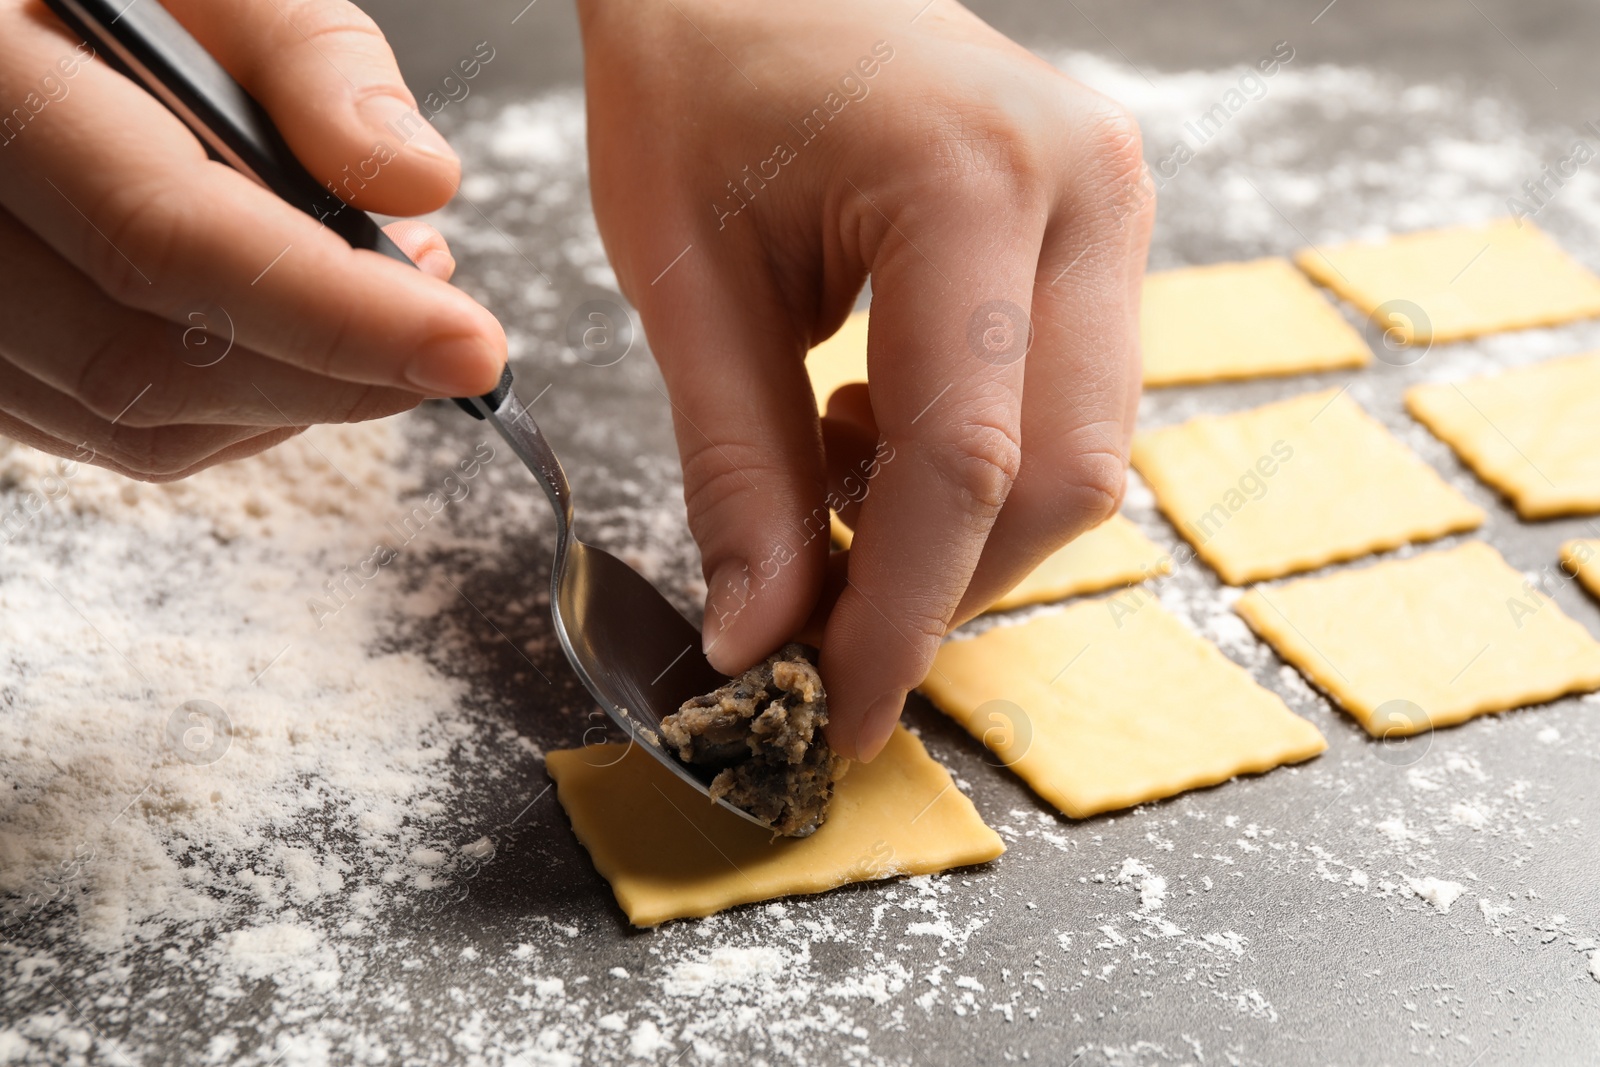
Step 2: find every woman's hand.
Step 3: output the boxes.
[581,0,1153,760]
[0,0,506,480]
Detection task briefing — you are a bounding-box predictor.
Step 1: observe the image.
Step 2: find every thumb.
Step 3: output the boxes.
[163,0,462,215]
[639,254,830,676]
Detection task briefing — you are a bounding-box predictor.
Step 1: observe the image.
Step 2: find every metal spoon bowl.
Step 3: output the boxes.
[467,385,766,828]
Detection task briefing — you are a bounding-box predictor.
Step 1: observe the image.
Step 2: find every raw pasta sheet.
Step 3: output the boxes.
[1235,541,1600,736]
[1130,389,1484,584]
[1141,258,1372,385]
[1406,352,1600,519]
[811,271,1372,396]
[807,309,871,413]
[920,598,1326,818]
[1562,539,1600,602]
[831,512,1170,612]
[546,727,1003,926]
[1295,219,1600,344]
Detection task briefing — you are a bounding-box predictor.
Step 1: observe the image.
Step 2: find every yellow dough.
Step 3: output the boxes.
[1405,352,1600,519]
[1235,541,1600,737]
[1561,539,1600,601]
[828,511,855,549]
[1131,389,1484,585]
[919,600,1326,818]
[1142,258,1372,386]
[807,309,871,411]
[810,273,1371,396]
[831,512,1171,612]
[545,727,1003,927]
[1295,219,1600,344]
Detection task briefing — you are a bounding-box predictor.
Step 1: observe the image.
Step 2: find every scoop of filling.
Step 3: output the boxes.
[660,643,848,837]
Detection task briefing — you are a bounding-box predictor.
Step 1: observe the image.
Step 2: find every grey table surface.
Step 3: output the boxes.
[6,0,1600,1064]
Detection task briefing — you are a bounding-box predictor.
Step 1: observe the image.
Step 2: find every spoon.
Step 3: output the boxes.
[464,381,766,825]
[46,0,764,826]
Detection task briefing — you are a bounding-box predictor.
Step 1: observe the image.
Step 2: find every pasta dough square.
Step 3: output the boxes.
[1130,390,1484,584]
[1235,542,1600,737]
[1142,258,1372,386]
[1561,539,1600,601]
[1405,352,1600,519]
[810,272,1372,396]
[831,512,1171,611]
[1295,220,1600,344]
[545,727,1003,927]
[807,309,870,411]
[919,600,1326,818]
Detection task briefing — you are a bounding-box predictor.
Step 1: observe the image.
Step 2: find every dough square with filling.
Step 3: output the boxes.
[1141,258,1372,386]
[919,599,1326,818]
[1235,541,1600,737]
[545,726,1003,927]
[832,512,1171,611]
[1130,389,1485,585]
[1405,352,1600,519]
[1561,539,1600,601]
[1295,220,1600,344]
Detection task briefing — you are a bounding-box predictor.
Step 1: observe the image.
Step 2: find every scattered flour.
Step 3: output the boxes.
[662,945,790,996]
[1116,858,1169,913]
[1375,816,1419,843]
[1406,877,1468,914]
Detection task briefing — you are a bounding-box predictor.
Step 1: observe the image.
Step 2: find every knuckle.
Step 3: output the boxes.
[1080,104,1153,222]
[72,334,152,424]
[913,102,1051,206]
[305,304,356,379]
[936,417,1024,515]
[678,436,788,528]
[90,184,181,308]
[849,588,949,664]
[284,0,386,48]
[337,384,413,423]
[104,426,211,481]
[1041,446,1127,527]
[1084,103,1145,179]
[120,383,219,429]
[894,597,952,648]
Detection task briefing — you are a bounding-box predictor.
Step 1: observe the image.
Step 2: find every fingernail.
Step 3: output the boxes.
[701,558,750,669]
[405,337,501,396]
[358,91,457,163]
[855,689,906,761]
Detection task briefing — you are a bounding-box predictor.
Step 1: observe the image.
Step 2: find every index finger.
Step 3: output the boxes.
[821,185,1044,761]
